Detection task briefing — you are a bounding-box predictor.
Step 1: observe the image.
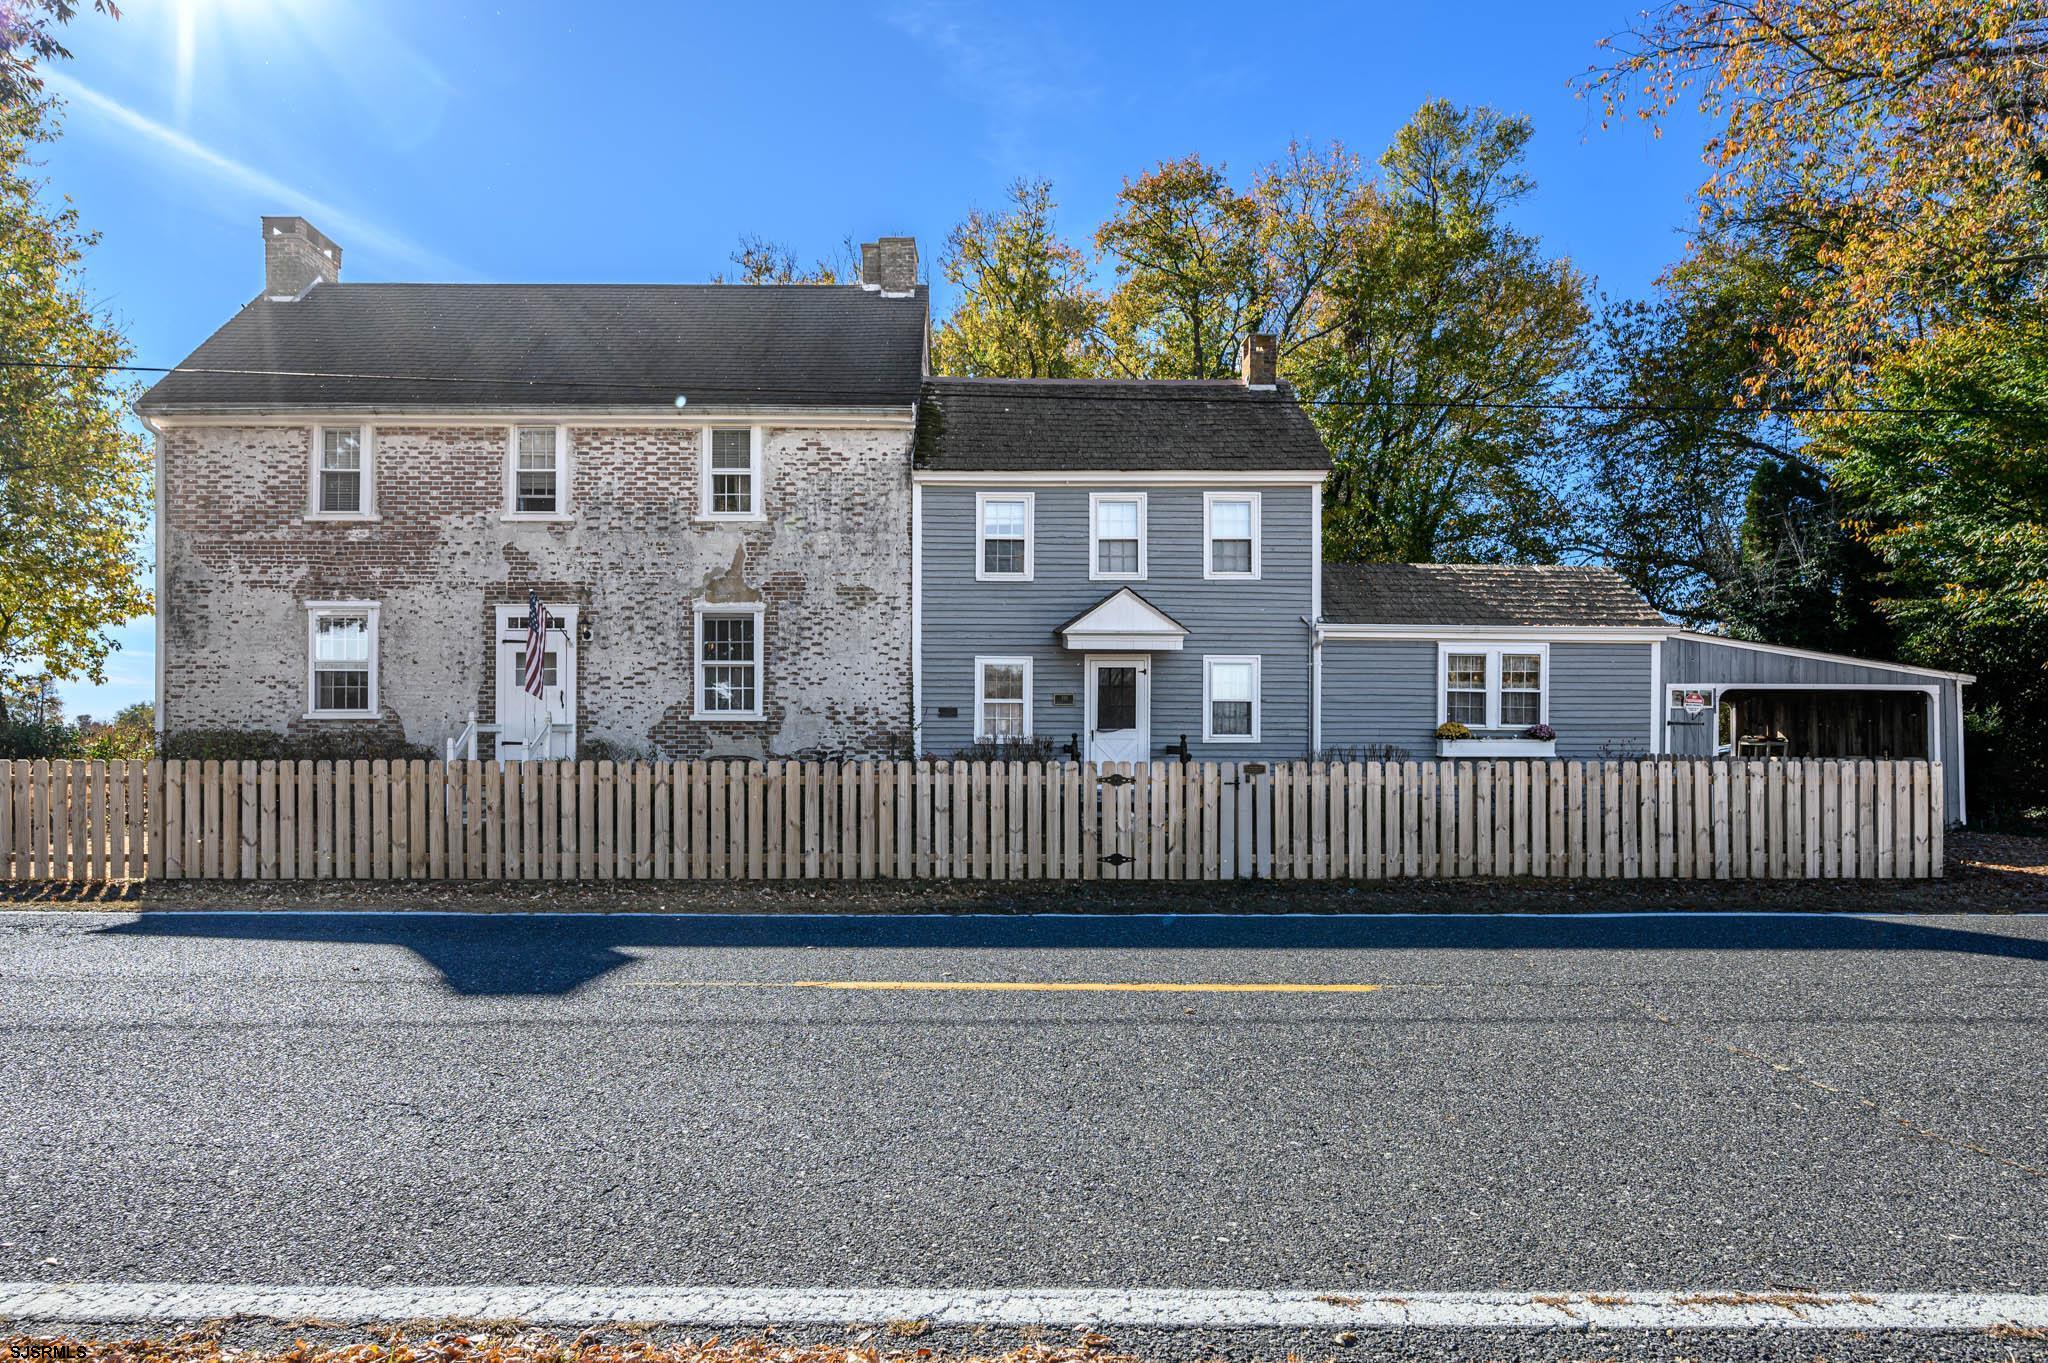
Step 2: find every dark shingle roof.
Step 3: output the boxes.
[137,283,929,412]
[915,377,1331,473]
[1322,563,1668,627]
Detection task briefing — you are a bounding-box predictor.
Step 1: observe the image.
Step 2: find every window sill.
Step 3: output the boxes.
[689,710,765,723]
[975,572,1035,584]
[1088,572,1148,583]
[1202,572,1261,583]
[501,512,576,523]
[1203,733,1261,745]
[304,512,379,523]
[694,513,767,525]
[303,710,380,722]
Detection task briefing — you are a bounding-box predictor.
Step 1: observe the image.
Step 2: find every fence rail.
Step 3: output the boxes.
[1,757,1944,883]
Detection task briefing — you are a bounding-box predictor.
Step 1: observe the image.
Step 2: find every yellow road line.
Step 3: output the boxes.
[627,979,1383,993]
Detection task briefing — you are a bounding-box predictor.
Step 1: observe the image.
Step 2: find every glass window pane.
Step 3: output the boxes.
[1096,666,1137,730]
[982,500,1025,537]
[1098,540,1139,574]
[1210,662,1252,703]
[712,472,753,513]
[982,663,1024,701]
[983,540,1023,575]
[1211,500,1251,538]
[711,429,752,469]
[1211,700,1253,736]
[517,469,557,512]
[321,470,361,513]
[1211,539,1252,574]
[321,429,360,469]
[1446,691,1487,726]
[1447,654,1487,689]
[1500,691,1541,727]
[517,428,555,468]
[1095,499,1138,538]
[701,615,756,662]
[315,669,369,712]
[1502,654,1542,689]
[983,700,1025,738]
[315,615,368,662]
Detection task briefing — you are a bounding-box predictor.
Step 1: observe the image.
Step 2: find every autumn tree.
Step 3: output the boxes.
[930,178,1103,378]
[1582,0,2048,388]
[1,1,118,107]
[1092,144,1366,378]
[1303,101,1590,562]
[0,100,152,720]
[713,233,849,284]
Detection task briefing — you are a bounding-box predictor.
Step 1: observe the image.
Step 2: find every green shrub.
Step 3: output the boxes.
[160,728,433,762]
[0,720,82,759]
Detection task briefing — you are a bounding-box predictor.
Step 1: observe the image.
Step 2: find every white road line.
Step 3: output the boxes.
[1,1283,2045,1331]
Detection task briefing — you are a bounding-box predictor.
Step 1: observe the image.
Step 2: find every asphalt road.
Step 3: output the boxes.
[1,907,2045,1351]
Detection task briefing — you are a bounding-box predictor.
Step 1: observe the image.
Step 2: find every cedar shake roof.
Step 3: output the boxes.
[1321,563,1669,627]
[138,283,930,412]
[914,377,1331,473]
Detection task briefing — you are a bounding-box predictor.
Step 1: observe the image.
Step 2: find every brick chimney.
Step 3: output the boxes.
[1239,333,1277,388]
[859,237,918,295]
[262,216,341,298]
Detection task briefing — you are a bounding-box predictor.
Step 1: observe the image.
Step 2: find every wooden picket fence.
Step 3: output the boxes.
[0,756,1944,883]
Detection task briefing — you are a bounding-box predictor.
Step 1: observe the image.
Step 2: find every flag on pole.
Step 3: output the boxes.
[524,589,547,698]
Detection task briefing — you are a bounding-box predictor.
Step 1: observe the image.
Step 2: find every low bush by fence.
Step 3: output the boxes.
[1,756,1944,883]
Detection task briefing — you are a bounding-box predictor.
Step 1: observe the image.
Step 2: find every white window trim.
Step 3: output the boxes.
[1202,491,1262,580]
[1088,491,1148,582]
[698,425,766,522]
[307,424,376,521]
[972,655,1035,739]
[1202,654,1262,744]
[502,425,573,522]
[1436,641,1550,730]
[691,600,766,721]
[304,600,380,720]
[974,491,1035,582]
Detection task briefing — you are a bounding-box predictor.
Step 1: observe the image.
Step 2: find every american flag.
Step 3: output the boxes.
[523,589,547,698]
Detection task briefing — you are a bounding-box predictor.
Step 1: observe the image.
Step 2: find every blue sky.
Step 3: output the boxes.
[37,0,1713,722]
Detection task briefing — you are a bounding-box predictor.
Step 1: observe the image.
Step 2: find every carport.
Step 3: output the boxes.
[1717,686,1929,760]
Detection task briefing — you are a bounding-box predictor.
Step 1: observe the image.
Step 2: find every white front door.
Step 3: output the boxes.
[1085,654,1150,765]
[495,604,577,759]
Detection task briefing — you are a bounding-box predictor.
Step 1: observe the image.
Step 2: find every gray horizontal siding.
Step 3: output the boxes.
[1661,635,1967,821]
[1550,642,1654,758]
[918,483,1315,760]
[1319,639,1656,760]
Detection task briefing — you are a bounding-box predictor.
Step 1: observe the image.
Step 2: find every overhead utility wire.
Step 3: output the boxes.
[4,357,2045,420]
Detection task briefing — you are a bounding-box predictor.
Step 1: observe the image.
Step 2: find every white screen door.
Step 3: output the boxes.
[1086,655,1149,764]
[495,604,577,759]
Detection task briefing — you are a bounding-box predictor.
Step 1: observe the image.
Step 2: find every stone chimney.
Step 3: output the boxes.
[858,237,918,295]
[1239,333,1277,388]
[262,216,341,298]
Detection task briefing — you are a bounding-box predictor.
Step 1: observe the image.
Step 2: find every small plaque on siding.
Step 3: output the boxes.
[935,706,959,719]
[1052,693,1076,705]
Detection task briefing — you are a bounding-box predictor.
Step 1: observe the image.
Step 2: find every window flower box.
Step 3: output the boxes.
[1437,734,1557,758]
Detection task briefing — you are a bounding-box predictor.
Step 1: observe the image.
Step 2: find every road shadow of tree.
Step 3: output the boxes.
[94,910,2048,997]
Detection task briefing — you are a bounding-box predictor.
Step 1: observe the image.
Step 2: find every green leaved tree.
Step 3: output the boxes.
[0,99,152,721]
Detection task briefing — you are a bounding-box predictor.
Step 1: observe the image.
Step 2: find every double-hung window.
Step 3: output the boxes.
[1203,492,1261,579]
[306,602,378,717]
[1439,644,1548,729]
[1203,655,1261,742]
[312,425,372,517]
[701,427,763,519]
[507,426,568,517]
[694,603,764,720]
[974,657,1033,739]
[975,493,1034,580]
[1089,492,1147,580]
